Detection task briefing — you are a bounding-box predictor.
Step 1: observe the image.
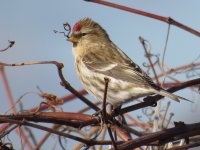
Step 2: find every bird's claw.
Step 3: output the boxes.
[92,110,103,117]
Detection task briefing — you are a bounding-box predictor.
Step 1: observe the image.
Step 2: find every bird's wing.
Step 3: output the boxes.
[82,52,192,102]
[82,52,158,89]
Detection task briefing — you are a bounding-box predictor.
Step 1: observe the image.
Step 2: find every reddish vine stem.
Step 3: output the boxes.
[0,124,18,138]
[139,36,160,84]
[0,117,123,146]
[1,78,199,130]
[166,112,174,128]
[0,112,99,128]
[0,66,33,150]
[160,101,171,129]
[107,125,118,150]
[0,61,100,111]
[102,78,109,122]
[0,66,16,113]
[113,122,200,150]
[86,0,200,37]
[153,62,200,80]
[102,77,118,149]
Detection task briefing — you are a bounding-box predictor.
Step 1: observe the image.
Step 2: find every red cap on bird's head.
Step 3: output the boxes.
[73,22,81,32]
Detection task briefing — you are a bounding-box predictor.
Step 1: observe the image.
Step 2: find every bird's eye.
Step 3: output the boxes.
[81,33,87,36]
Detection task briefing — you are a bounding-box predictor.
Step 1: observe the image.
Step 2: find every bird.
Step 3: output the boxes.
[67,18,190,108]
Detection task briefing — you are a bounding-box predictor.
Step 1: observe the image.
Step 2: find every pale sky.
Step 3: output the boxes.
[0,1,200,149]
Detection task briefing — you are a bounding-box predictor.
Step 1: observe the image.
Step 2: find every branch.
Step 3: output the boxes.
[85,0,200,37]
[102,78,118,149]
[153,62,200,80]
[112,122,200,150]
[0,61,100,111]
[0,112,99,129]
[0,117,123,146]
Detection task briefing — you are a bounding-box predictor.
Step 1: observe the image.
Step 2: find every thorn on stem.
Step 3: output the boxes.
[8,40,15,48]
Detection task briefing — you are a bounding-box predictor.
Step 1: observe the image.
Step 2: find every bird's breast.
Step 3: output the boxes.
[75,60,152,107]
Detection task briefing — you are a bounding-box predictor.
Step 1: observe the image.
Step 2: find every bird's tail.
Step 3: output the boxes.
[151,89,193,103]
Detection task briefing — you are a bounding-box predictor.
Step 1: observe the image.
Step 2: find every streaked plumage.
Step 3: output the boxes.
[68,18,189,108]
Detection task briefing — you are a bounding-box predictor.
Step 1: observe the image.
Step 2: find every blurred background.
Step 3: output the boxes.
[0,0,200,149]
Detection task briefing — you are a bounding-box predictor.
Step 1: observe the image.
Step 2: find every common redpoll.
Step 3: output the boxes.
[68,18,189,108]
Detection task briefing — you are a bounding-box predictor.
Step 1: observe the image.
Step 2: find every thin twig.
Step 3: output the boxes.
[35,130,52,150]
[107,125,118,149]
[160,101,171,129]
[18,127,24,150]
[0,66,33,150]
[24,126,37,146]
[120,125,144,137]
[102,77,118,149]
[139,36,160,84]
[166,113,174,128]
[124,114,147,130]
[0,40,15,52]
[0,66,16,113]
[153,62,200,80]
[161,24,171,75]
[0,124,18,138]
[73,127,101,150]
[102,77,109,122]
[139,36,161,135]
[97,127,107,150]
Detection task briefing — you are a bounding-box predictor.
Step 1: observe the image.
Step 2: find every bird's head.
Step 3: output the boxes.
[68,18,110,47]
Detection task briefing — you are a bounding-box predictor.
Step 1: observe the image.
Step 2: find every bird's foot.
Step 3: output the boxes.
[111,105,122,116]
[92,109,103,117]
[143,95,157,107]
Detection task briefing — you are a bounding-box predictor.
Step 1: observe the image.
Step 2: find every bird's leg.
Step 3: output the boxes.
[92,109,103,117]
[112,106,133,140]
[115,108,126,124]
[112,106,122,116]
[112,105,126,124]
[113,106,130,126]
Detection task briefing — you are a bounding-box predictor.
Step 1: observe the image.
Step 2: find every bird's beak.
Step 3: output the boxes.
[67,36,78,43]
